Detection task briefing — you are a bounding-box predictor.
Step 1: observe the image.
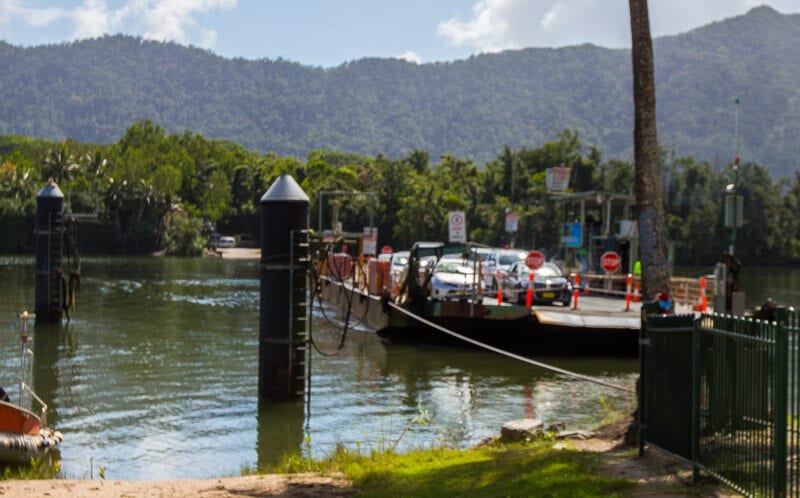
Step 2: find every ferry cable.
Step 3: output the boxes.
[386,301,635,394]
[307,255,361,356]
[308,263,350,355]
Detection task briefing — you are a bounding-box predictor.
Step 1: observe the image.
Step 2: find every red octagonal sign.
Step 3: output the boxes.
[525,250,545,270]
[600,251,622,273]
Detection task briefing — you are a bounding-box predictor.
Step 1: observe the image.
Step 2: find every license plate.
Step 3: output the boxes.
[542,292,555,299]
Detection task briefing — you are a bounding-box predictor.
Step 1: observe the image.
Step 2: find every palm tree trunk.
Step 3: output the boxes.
[630,0,670,300]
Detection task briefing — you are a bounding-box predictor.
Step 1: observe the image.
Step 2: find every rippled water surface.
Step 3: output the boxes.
[0,256,647,480]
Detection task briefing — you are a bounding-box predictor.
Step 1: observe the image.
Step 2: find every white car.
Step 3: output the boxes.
[218,236,237,248]
[428,256,480,300]
[478,248,528,289]
[471,246,497,290]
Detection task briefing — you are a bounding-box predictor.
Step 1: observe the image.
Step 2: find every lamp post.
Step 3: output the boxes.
[726,98,742,255]
[725,164,741,255]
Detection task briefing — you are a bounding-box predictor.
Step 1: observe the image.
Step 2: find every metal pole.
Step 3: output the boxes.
[730,98,741,255]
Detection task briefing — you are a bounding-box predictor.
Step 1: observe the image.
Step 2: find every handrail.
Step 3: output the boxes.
[21,382,49,429]
[16,310,49,428]
[577,273,714,305]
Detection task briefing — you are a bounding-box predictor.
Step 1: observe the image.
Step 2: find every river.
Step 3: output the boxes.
[0,256,790,480]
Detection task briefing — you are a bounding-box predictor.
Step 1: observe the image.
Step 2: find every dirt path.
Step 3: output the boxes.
[0,473,355,497]
[569,418,741,497]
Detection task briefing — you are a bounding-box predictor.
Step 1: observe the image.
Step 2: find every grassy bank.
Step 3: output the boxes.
[264,439,635,497]
[254,415,738,497]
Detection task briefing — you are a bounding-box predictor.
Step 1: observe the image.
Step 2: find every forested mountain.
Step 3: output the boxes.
[1,6,798,177]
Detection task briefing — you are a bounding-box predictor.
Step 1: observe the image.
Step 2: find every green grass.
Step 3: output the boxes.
[1,457,63,480]
[266,440,634,498]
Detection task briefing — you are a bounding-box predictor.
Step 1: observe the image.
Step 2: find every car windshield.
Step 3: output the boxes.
[435,260,474,274]
[391,252,409,267]
[536,264,561,277]
[518,263,562,278]
[498,252,526,265]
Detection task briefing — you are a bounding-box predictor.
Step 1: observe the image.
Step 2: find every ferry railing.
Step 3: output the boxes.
[579,273,714,306]
[20,381,49,429]
[17,311,50,429]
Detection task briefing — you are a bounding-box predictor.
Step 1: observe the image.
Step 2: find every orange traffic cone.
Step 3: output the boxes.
[693,276,707,311]
[633,280,641,302]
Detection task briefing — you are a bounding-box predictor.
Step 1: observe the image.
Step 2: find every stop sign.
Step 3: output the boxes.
[600,251,622,273]
[525,250,545,270]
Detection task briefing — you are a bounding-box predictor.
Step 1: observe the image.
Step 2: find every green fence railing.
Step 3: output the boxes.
[641,307,799,498]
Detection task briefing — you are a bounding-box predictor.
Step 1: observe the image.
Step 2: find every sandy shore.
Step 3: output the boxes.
[210,247,260,259]
[0,473,355,497]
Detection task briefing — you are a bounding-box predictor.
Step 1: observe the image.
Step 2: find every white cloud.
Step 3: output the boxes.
[437,0,630,52]
[437,0,800,53]
[0,0,9,25]
[2,0,236,48]
[397,50,421,64]
[9,2,69,27]
[72,0,111,39]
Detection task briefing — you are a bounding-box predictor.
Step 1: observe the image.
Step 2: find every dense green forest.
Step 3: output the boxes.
[1,122,798,267]
[1,7,799,177]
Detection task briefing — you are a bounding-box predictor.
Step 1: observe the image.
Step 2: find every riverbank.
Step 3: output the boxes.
[0,419,739,497]
[208,247,260,259]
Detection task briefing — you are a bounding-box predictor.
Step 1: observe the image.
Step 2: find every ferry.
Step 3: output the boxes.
[316,241,651,355]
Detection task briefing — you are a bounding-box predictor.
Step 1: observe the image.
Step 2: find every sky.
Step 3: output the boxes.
[1,1,798,67]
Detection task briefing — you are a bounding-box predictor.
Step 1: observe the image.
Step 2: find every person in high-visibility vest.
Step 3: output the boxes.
[632,260,642,302]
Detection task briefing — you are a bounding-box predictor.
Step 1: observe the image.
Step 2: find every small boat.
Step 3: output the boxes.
[0,311,62,465]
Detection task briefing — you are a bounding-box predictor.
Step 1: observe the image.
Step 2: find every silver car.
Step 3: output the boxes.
[501,261,573,306]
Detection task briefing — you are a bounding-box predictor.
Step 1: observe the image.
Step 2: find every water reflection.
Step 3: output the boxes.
[256,399,305,469]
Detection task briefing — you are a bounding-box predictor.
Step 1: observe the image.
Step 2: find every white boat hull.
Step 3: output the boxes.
[0,428,62,465]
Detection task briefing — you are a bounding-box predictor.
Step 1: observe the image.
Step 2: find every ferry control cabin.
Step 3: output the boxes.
[551,190,639,275]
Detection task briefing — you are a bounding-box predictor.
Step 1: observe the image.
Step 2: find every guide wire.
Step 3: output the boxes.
[387,301,635,394]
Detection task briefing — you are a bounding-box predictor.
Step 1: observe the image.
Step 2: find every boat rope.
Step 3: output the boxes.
[386,301,635,394]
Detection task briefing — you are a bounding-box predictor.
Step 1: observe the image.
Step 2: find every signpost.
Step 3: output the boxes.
[524,250,543,307]
[448,211,467,243]
[505,212,518,233]
[525,250,545,270]
[560,223,582,248]
[600,251,621,274]
[362,227,378,256]
[546,166,571,192]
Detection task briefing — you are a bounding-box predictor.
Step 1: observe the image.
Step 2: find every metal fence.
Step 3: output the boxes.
[641,307,800,497]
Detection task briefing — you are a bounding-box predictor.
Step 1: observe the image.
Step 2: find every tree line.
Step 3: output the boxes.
[3,8,800,178]
[0,120,797,266]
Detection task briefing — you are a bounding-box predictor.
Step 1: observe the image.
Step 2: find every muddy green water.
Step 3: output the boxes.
[3,257,787,480]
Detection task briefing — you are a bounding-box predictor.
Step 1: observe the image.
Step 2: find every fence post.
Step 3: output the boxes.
[638,304,647,458]
[774,309,789,498]
[691,314,701,484]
